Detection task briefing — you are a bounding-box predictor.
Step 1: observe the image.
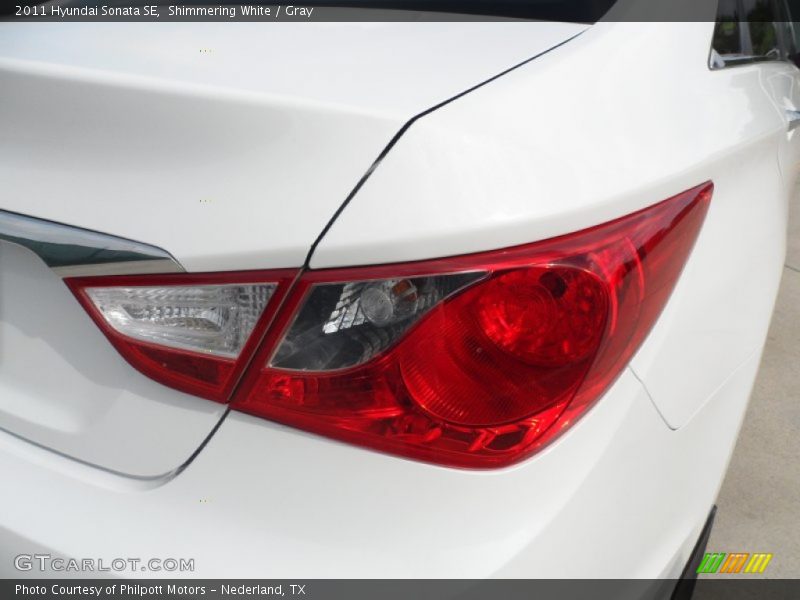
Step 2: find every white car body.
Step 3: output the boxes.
[0,3,794,580]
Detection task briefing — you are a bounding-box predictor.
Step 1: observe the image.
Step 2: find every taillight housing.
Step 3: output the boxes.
[67,270,298,401]
[67,183,712,468]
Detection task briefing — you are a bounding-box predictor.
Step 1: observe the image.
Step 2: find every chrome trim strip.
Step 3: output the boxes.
[50,259,184,277]
[0,209,184,277]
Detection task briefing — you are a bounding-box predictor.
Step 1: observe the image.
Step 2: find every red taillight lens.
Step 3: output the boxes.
[66,183,712,468]
[398,266,609,427]
[230,182,712,467]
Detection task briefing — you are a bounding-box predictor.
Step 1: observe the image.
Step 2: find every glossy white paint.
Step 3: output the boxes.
[629,134,786,427]
[312,21,775,267]
[0,21,585,273]
[0,16,792,579]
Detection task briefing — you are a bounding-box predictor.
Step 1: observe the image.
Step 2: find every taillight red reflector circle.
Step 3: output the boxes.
[476,267,609,367]
[398,266,608,427]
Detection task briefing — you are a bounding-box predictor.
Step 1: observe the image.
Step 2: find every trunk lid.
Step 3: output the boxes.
[0,21,585,477]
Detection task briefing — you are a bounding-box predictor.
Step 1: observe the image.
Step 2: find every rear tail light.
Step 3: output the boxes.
[67,183,712,468]
[67,271,298,401]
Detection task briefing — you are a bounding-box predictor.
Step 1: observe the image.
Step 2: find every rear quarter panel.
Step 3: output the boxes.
[312,20,790,429]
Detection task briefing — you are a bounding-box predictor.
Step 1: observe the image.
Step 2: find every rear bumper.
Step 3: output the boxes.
[0,351,760,579]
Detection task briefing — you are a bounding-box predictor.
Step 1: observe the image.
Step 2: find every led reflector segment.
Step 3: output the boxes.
[86,284,276,357]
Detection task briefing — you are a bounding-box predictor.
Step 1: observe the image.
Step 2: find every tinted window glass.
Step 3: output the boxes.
[745,0,781,58]
[711,0,793,67]
[713,0,743,56]
[778,0,800,59]
[711,0,744,67]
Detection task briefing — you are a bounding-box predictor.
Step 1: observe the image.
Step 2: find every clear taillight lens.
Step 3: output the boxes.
[66,271,297,401]
[85,284,276,358]
[66,183,712,467]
